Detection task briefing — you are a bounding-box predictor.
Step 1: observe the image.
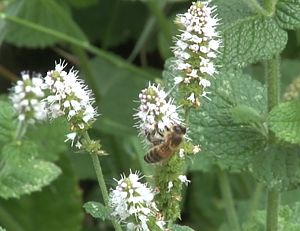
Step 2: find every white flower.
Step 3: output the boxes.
[43,60,98,145]
[109,171,165,231]
[168,181,174,192]
[134,83,182,139]
[178,175,191,186]
[172,1,221,105]
[179,148,185,158]
[193,145,201,154]
[10,72,47,124]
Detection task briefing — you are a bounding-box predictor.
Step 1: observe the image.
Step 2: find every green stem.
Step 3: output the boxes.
[218,170,241,231]
[0,206,24,231]
[264,0,278,15]
[265,54,281,231]
[244,0,269,16]
[247,183,263,220]
[83,132,123,231]
[14,120,27,141]
[0,13,156,81]
[145,0,172,45]
[266,190,280,231]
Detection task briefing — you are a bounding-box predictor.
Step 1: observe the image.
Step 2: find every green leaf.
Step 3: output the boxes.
[0,226,6,231]
[268,101,300,144]
[4,0,87,48]
[219,16,287,69]
[0,155,83,231]
[252,143,300,191]
[189,71,267,172]
[230,105,263,124]
[73,0,148,48]
[0,141,61,199]
[83,201,110,221]
[0,100,17,145]
[275,0,300,30]
[26,118,68,161]
[172,224,195,231]
[242,202,300,231]
[89,57,154,136]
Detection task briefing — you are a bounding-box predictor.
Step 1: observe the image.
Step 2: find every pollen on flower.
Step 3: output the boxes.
[172,0,221,107]
[43,60,98,146]
[134,83,182,140]
[109,170,165,231]
[10,72,47,124]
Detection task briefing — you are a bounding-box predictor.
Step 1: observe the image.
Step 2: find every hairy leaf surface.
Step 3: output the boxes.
[252,143,300,191]
[0,141,61,199]
[268,101,300,144]
[163,60,267,172]
[276,0,300,30]
[83,201,110,221]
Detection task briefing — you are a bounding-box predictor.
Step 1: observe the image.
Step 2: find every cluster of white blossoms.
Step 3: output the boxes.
[172,0,221,107]
[10,72,47,124]
[134,83,182,139]
[109,171,165,231]
[10,61,97,147]
[43,61,97,146]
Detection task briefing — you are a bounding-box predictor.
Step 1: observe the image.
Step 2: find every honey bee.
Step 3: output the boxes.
[144,124,186,163]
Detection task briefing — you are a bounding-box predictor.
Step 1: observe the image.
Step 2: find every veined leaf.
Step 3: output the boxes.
[219,16,287,69]
[276,0,300,30]
[268,101,300,144]
[0,155,83,231]
[252,143,300,191]
[83,201,110,221]
[0,141,61,199]
[4,0,87,48]
[0,100,17,145]
[163,60,267,172]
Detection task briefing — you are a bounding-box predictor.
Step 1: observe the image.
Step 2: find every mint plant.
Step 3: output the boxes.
[0,0,299,231]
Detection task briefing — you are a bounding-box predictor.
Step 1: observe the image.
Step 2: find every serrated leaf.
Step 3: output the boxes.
[172,224,195,231]
[275,0,300,30]
[83,201,110,221]
[190,71,267,172]
[219,16,287,69]
[163,60,267,172]
[0,155,83,231]
[268,101,300,144]
[27,118,68,161]
[0,100,17,145]
[0,141,61,199]
[252,143,300,191]
[4,0,87,48]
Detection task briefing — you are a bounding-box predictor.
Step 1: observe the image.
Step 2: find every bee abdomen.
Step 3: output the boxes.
[144,149,163,163]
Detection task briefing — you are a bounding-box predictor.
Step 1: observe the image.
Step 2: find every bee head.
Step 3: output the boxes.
[173,124,186,135]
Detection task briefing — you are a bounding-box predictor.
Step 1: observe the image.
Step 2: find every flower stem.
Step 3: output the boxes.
[83,132,123,231]
[265,54,280,231]
[14,120,27,141]
[0,13,156,81]
[218,170,241,231]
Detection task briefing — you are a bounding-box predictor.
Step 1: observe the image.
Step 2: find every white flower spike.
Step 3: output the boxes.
[10,72,47,124]
[109,171,165,231]
[172,0,221,107]
[134,83,182,140]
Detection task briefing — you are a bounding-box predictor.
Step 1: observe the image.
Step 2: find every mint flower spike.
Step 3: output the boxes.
[10,72,47,124]
[134,83,182,140]
[108,171,165,231]
[172,0,221,107]
[44,60,98,147]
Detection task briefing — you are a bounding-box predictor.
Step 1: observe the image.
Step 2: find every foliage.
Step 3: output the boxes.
[0,0,300,230]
